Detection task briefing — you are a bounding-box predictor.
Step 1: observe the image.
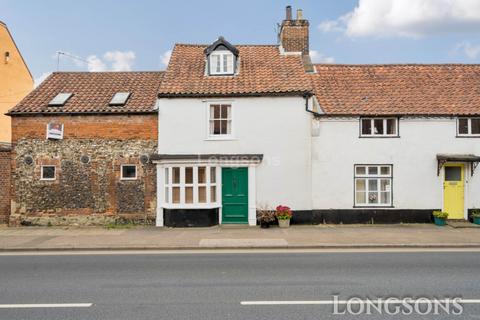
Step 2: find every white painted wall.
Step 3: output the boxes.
[312,117,480,216]
[158,96,313,211]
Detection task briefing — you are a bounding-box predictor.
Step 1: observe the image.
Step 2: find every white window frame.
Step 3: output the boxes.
[163,165,219,207]
[209,51,235,75]
[206,102,234,139]
[354,165,393,207]
[457,117,480,137]
[120,164,137,180]
[40,165,56,181]
[360,118,398,137]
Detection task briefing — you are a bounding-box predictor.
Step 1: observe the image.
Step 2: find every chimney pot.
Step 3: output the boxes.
[296,9,303,20]
[286,6,292,20]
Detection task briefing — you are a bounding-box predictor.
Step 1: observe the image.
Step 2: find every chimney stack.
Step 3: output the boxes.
[278,6,313,71]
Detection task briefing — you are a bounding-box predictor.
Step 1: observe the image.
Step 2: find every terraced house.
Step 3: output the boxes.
[6,6,480,227]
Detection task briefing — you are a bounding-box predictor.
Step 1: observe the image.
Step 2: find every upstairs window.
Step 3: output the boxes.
[209,51,234,75]
[49,93,72,106]
[361,118,398,137]
[110,92,131,106]
[209,103,232,136]
[458,118,480,136]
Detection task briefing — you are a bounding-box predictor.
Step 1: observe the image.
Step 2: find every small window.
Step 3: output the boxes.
[49,93,72,106]
[41,165,56,180]
[354,165,392,207]
[360,118,398,137]
[121,165,137,180]
[110,92,131,106]
[209,104,232,136]
[458,118,480,136]
[209,51,234,75]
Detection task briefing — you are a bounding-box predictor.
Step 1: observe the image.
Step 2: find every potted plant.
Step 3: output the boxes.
[471,209,480,225]
[433,210,448,226]
[257,209,276,229]
[276,205,293,228]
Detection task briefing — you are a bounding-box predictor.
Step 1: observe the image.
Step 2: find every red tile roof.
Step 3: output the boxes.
[8,72,163,115]
[311,64,480,116]
[158,44,312,97]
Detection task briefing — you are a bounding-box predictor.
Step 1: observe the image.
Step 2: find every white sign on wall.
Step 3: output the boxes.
[46,123,64,140]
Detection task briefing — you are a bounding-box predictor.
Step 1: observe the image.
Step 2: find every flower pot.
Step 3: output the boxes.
[278,219,290,228]
[260,221,270,229]
[473,217,480,225]
[434,217,447,226]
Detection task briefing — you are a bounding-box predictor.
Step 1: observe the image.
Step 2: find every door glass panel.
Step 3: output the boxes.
[458,118,469,134]
[471,119,480,134]
[361,119,371,135]
[445,167,461,181]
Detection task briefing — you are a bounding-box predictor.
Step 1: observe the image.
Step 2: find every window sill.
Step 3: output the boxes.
[353,205,395,209]
[358,135,400,139]
[161,203,221,209]
[456,135,480,138]
[40,178,56,181]
[205,136,237,141]
[120,178,138,181]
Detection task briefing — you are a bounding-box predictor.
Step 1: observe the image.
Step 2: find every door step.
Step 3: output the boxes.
[447,220,480,228]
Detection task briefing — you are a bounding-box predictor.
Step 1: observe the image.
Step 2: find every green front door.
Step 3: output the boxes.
[222,167,248,224]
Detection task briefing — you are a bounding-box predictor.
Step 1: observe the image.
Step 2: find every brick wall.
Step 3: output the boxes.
[279,19,309,55]
[0,145,11,224]
[10,114,158,226]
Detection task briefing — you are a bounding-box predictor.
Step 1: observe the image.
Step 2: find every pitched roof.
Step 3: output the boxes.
[8,71,164,115]
[158,44,312,97]
[311,64,480,116]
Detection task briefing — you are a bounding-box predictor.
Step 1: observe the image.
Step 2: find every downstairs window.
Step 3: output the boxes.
[354,165,392,207]
[164,166,218,205]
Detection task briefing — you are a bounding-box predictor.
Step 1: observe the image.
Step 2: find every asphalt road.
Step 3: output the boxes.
[0,250,479,319]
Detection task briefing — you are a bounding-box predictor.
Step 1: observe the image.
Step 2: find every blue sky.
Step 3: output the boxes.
[2,0,480,85]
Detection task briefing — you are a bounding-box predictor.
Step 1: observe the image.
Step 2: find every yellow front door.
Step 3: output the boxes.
[443,164,465,219]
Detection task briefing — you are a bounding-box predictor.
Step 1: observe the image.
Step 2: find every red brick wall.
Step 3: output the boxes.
[11,114,158,143]
[280,20,310,55]
[0,146,11,224]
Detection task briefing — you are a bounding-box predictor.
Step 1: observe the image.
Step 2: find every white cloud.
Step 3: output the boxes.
[456,41,480,59]
[310,50,335,64]
[160,50,172,67]
[34,72,52,87]
[319,0,480,38]
[103,51,136,71]
[86,55,107,72]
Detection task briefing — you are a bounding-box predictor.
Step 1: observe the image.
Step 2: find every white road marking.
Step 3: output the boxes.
[0,303,93,309]
[241,299,480,305]
[1,247,480,256]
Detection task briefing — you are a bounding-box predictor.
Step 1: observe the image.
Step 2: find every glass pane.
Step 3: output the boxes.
[356,166,366,175]
[445,167,461,181]
[165,168,169,184]
[380,179,391,192]
[122,165,136,179]
[185,167,193,184]
[199,186,206,203]
[361,119,371,135]
[210,55,218,74]
[356,192,366,204]
[221,105,231,118]
[211,186,216,202]
[165,187,169,203]
[226,120,232,134]
[368,192,379,204]
[471,119,480,134]
[220,120,228,134]
[173,167,180,184]
[172,187,180,203]
[210,167,216,183]
[212,104,220,119]
[373,119,384,134]
[223,54,228,72]
[380,166,390,175]
[213,120,221,135]
[198,167,206,183]
[368,166,378,175]
[458,118,469,134]
[356,179,366,192]
[185,187,193,203]
[368,179,378,191]
[42,166,55,179]
[210,105,215,119]
[381,192,390,204]
[215,55,221,72]
[386,119,396,135]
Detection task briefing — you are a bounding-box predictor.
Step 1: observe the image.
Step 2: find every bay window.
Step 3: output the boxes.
[164,166,218,206]
[354,165,392,207]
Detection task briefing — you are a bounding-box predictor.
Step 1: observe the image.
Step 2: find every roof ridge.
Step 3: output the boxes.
[174,43,278,47]
[314,63,480,67]
[51,71,165,74]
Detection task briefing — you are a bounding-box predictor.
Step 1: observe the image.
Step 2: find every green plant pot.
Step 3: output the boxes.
[473,217,480,225]
[434,217,447,226]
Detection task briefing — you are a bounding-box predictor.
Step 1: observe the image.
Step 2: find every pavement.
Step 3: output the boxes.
[1,251,480,319]
[1,223,480,251]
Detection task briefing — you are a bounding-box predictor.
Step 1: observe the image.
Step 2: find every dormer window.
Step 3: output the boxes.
[204,36,239,76]
[49,93,72,106]
[110,92,131,106]
[209,51,234,75]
